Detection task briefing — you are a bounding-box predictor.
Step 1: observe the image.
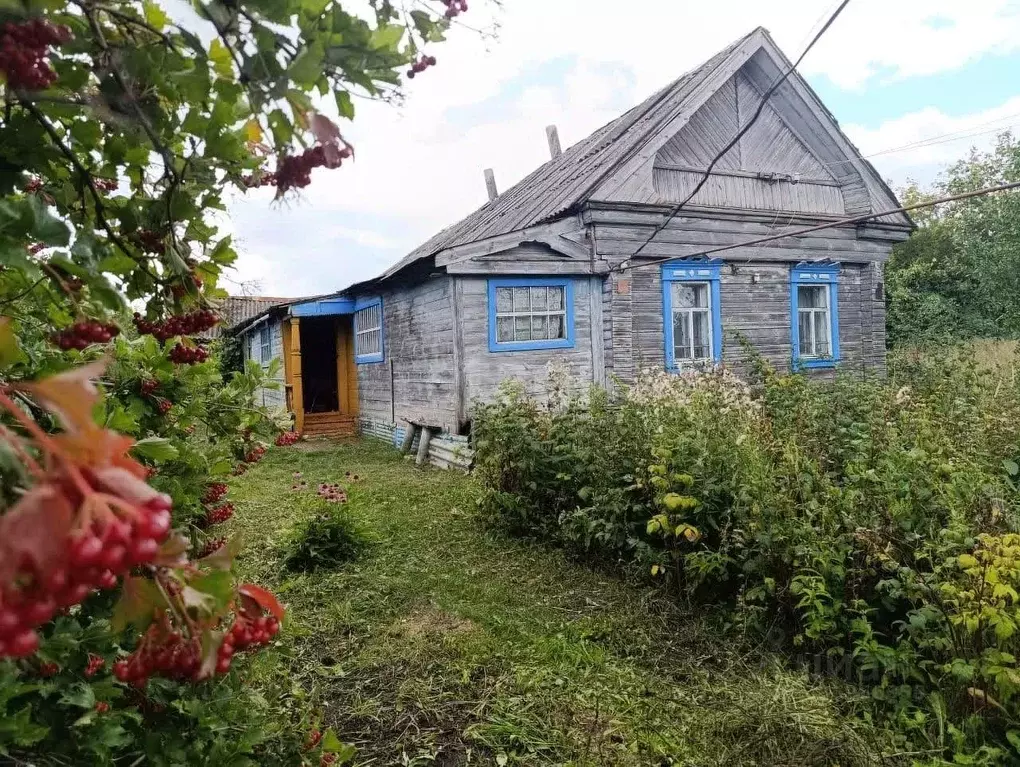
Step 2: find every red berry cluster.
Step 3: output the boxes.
[155,398,172,415]
[203,503,234,527]
[202,483,228,505]
[0,495,172,660]
[38,660,59,677]
[0,18,72,91]
[232,464,248,477]
[441,0,468,18]
[170,273,204,299]
[304,728,323,752]
[252,143,353,195]
[317,483,348,504]
[95,701,110,713]
[275,431,301,447]
[168,343,209,365]
[132,309,219,342]
[52,320,121,350]
[25,177,42,194]
[131,229,165,255]
[85,653,105,677]
[94,178,118,193]
[140,379,159,396]
[321,754,337,767]
[196,536,226,559]
[407,54,437,79]
[243,445,267,464]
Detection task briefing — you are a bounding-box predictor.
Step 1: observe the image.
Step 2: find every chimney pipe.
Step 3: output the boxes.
[483,168,498,201]
[546,125,562,159]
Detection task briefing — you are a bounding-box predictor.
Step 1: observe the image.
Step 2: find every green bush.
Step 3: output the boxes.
[473,350,1020,763]
[283,505,369,573]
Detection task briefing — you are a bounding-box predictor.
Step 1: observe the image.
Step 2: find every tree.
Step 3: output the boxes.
[0,0,472,760]
[887,132,1020,345]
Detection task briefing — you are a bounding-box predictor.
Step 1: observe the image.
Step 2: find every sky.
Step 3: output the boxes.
[221,0,1020,298]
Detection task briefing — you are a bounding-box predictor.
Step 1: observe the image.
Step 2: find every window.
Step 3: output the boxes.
[487,278,575,352]
[662,261,722,368]
[791,264,840,369]
[259,324,271,364]
[354,297,384,363]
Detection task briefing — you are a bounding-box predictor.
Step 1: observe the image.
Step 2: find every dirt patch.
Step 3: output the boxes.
[388,606,479,640]
[287,436,357,452]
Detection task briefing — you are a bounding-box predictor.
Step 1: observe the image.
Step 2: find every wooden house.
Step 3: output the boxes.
[228,27,911,445]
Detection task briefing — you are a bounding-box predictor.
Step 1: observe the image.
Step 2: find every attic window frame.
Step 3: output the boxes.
[487,278,576,353]
[354,297,384,364]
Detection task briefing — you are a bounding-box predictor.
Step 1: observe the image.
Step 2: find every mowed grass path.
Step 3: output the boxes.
[226,440,889,767]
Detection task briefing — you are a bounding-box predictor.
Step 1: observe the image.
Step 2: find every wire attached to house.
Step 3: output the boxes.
[623,0,853,265]
[617,180,1020,272]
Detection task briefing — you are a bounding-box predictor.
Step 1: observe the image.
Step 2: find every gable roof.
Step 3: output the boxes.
[211,295,293,338]
[374,26,907,284]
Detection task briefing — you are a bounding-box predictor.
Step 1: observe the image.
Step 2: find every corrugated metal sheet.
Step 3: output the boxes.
[358,418,474,472]
[205,296,291,339]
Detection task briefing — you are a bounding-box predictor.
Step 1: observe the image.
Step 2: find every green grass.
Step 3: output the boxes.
[225,439,895,766]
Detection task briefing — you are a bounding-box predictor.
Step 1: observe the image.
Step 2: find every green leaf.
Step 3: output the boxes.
[288,42,325,88]
[0,317,20,369]
[958,554,979,569]
[132,436,179,461]
[1005,459,1020,477]
[111,576,164,633]
[209,38,233,78]
[143,0,169,29]
[189,570,235,614]
[27,197,70,246]
[0,705,49,747]
[321,730,356,763]
[370,23,404,50]
[335,90,355,120]
[59,682,96,709]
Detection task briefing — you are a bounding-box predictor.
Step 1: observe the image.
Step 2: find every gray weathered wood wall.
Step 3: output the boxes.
[356,274,458,432]
[456,275,599,407]
[241,318,286,409]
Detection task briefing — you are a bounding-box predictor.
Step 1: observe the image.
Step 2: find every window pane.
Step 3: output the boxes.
[672,283,696,309]
[531,287,548,311]
[496,288,513,313]
[814,311,831,356]
[692,310,711,359]
[496,317,514,342]
[692,283,710,308]
[549,314,565,339]
[533,314,549,340]
[799,285,827,310]
[513,287,530,312]
[548,287,564,310]
[514,315,532,341]
[798,311,813,355]
[674,312,691,360]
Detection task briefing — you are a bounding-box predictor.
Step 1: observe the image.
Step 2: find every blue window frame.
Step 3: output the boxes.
[487,278,576,352]
[791,263,840,370]
[259,324,271,364]
[354,297,384,364]
[662,260,723,369]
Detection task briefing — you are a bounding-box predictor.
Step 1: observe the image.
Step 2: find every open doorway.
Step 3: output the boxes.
[299,318,339,413]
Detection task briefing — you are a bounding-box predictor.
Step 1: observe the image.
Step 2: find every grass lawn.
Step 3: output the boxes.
[226,439,893,766]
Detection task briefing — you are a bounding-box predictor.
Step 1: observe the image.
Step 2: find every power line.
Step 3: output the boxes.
[628,0,852,262]
[618,179,1020,272]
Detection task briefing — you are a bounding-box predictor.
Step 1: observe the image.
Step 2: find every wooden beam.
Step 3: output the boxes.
[415,427,434,467]
[450,277,466,430]
[399,423,417,454]
[289,318,305,434]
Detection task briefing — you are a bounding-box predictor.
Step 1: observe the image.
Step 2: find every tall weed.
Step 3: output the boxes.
[473,350,1020,763]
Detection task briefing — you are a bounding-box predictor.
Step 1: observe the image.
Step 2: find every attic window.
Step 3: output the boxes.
[487,278,575,352]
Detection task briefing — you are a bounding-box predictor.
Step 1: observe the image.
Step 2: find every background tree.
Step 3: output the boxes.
[887,132,1020,346]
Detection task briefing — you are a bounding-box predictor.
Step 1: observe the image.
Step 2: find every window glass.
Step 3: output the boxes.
[493,285,568,344]
[797,284,832,358]
[670,281,713,362]
[355,302,383,359]
[259,325,271,363]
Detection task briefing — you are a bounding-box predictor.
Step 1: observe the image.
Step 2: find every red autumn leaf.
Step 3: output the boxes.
[22,359,108,433]
[0,483,74,587]
[237,584,285,619]
[310,112,341,144]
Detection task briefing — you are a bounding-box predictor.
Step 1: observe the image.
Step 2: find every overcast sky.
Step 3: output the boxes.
[222,0,1020,297]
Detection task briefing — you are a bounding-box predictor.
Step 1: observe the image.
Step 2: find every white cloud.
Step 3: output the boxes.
[223,0,1020,293]
[846,97,1020,186]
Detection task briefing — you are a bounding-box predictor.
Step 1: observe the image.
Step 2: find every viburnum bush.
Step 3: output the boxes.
[0,0,473,761]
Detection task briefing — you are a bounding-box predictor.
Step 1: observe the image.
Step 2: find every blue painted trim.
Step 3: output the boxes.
[662,259,723,369]
[790,263,840,371]
[291,297,356,317]
[487,277,576,352]
[354,296,384,364]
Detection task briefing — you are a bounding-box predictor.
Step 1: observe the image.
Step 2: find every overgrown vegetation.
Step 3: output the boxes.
[282,503,370,573]
[474,349,1020,764]
[886,132,1020,345]
[229,440,895,766]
